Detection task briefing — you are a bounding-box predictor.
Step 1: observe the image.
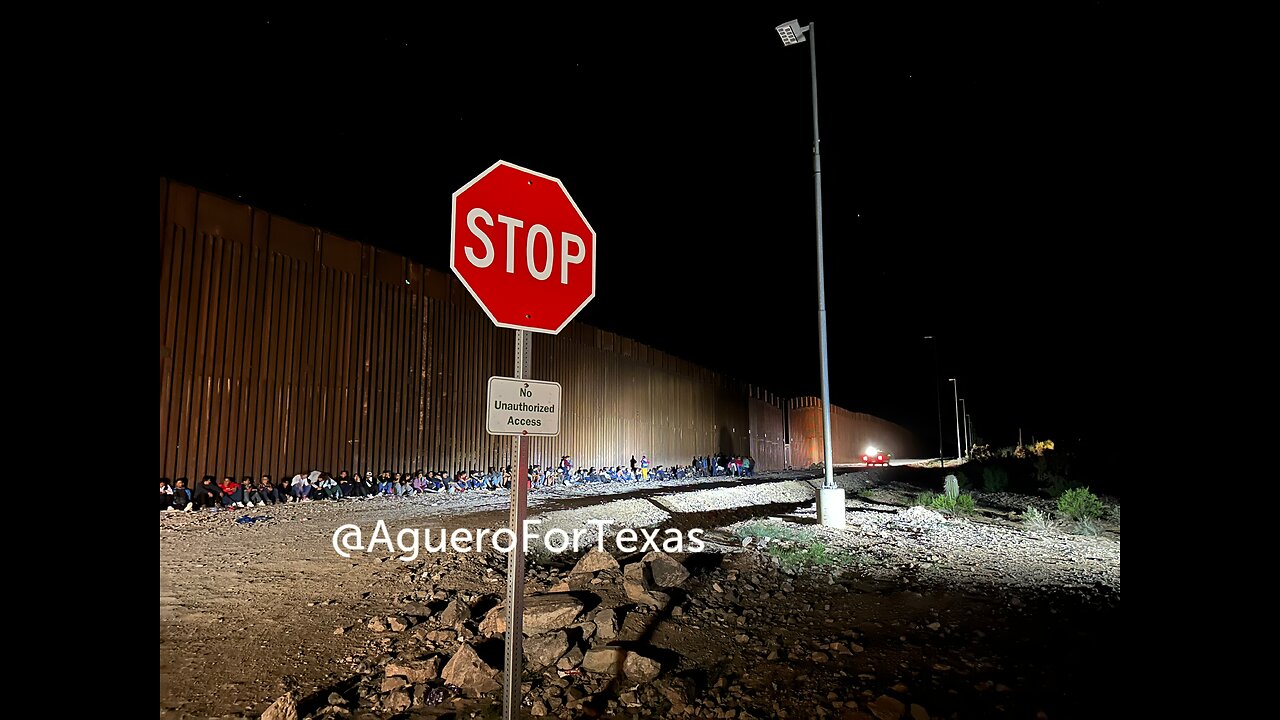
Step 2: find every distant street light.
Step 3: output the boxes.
[949,378,961,462]
[924,337,942,467]
[776,18,844,529]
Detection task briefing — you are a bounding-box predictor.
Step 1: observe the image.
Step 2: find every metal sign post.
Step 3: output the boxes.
[451,160,593,720]
[502,329,532,720]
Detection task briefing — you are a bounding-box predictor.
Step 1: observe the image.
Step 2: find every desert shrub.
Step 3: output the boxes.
[770,541,835,568]
[736,522,809,543]
[1057,487,1103,520]
[1023,506,1057,533]
[970,444,994,461]
[921,491,975,515]
[1072,518,1100,536]
[929,494,956,512]
[953,471,972,491]
[982,466,1009,493]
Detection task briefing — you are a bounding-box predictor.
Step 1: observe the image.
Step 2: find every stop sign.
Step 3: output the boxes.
[450,161,596,334]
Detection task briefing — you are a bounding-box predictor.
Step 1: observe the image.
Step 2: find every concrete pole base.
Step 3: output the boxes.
[818,487,847,529]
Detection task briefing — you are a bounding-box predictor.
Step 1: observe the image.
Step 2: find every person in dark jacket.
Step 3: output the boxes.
[337,470,355,498]
[194,476,224,510]
[274,474,292,501]
[170,478,193,511]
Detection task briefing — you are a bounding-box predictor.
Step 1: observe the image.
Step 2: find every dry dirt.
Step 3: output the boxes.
[160,468,1121,719]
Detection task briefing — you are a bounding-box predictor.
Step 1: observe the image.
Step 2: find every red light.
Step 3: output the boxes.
[877,455,883,461]
[861,455,868,461]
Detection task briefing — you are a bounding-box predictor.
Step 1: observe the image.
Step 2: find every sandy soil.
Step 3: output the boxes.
[160,467,1120,719]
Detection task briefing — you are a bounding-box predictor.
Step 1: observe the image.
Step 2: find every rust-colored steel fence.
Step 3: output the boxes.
[787,396,924,467]
[160,179,915,481]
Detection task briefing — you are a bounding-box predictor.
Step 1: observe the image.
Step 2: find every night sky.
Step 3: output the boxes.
[159,6,1124,458]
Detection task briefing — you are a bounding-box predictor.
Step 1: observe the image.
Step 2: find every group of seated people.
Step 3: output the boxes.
[159,453,758,512]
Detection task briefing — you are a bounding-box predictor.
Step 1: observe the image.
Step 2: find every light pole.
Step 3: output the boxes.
[959,398,968,458]
[924,336,942,466]
[966,413,973,453]
[777,18,843,528]
[949,378,961,463]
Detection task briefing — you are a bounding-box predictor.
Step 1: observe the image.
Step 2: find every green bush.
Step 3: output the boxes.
[736,522,809,543]
[1057,487,1103,520]
[769,541,835,568]
[953,471,972,491]
[919,491,975,515]
[982,466,1009,493]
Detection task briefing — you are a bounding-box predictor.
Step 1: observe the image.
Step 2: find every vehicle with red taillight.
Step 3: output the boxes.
[861,447,891,466]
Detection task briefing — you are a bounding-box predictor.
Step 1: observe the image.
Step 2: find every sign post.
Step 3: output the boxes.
[451,160,595,720]
[504,330,532,719]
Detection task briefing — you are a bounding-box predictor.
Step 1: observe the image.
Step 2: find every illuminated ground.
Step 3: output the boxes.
[160,467,1119,719]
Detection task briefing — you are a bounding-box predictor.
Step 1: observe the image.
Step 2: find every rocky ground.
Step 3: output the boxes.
[160,467,1121,719]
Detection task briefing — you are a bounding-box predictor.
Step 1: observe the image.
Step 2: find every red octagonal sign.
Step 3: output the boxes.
[450,160,596,334]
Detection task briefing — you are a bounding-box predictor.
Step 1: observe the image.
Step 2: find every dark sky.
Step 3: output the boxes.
[159,6,1124,456]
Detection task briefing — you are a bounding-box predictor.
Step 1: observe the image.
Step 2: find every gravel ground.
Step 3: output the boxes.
[728,500,1120,593]
[160,465,1120,719]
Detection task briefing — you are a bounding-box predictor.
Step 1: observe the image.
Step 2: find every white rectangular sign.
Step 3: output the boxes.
[486,376,561,436]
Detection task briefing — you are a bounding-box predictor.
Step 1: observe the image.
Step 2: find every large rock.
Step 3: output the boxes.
[870,695,906,720]
[524,631,570,669]
[641,551,689,588]
[593,608,617,641]
[571,548,620,574]
[523,593,584,634]
[479,604,506,636]
[623,651,662,682]
[260,692,299,720]
[439,599,471,627]
[385,657,441,684]
[581,646,625,675]
[440,643,500,695]
[556,645,585,670]
[624,563,671,608]
[383,688,412,714]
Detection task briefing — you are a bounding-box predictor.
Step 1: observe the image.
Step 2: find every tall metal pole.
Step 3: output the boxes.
[959,398,968,458]
[950,379,961,463]
[926,337,942,467]
[807,21,835,489]
[966,413,973,453]
[502,329,532,720]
